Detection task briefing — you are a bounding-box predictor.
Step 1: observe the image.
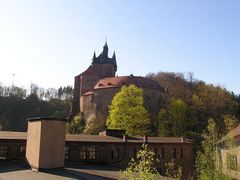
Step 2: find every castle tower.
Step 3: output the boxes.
[69,42,117,118]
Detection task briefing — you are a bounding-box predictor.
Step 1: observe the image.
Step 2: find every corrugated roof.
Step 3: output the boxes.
[0,131,193,144]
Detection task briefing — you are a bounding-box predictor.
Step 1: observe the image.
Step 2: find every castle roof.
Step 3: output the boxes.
[75,64,115,77]
[92,42,117,71]
[93,76,164,91]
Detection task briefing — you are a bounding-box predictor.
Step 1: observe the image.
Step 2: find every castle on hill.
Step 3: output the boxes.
[70,42,165,127]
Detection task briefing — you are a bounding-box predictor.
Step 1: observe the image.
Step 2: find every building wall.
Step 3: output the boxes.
[26,121,42,169]
[38,120,66,169]
[81,87,164,126]
[217,143,240,179]
[0,140,26,160]
[26,120,66,170]
[65,141,192,179]
[71,64,116,117]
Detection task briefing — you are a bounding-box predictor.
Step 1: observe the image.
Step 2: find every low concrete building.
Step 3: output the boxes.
[216,124,240,179]
[0,128,193,179]
[26,117,66,170]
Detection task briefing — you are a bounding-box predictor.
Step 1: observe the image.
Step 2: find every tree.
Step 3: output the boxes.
[120,144,159,180]
[66,114,85,134]
[106,85,151,136]
[168,98,189,136]
[165,159,182,179]
[84,114,106,135]
[222,114,238,134]
[196,118,220,179]
[158,108,170,136]
[158,98,190,137]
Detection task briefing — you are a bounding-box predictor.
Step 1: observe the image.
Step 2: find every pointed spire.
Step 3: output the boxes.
[112,51,116,59]
[104,37,108,47]
[93,51,96,59]
[102,40,108,59]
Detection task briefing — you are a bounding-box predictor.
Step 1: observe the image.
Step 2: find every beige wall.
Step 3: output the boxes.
[217,145,240,179]
[26,119,66,170]
[26,121,42,170]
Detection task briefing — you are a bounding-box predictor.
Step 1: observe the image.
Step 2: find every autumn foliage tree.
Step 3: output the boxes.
[106,85,151,136]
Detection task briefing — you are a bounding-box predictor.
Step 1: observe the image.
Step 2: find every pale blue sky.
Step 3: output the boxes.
[0,0,239,94]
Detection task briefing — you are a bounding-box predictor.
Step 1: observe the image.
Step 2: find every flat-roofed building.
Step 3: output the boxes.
[0,128,193,179]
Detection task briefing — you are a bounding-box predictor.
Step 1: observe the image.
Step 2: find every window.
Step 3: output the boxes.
[0,145,8,160]
[173,148,176,159]
[154,148,158,158]
[64,146,69,160]
[20,145,26,158]
[111,150,114,159]
[161,148,164,159]
[133,148,137,159]
[227,153,238,170]
[80,147,87,160]
[88,147,96,160]
[180,148,183,159]
[114,147,120,160]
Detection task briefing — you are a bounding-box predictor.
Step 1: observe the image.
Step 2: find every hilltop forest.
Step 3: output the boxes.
[0,84,73,131]
[0,72,239,137]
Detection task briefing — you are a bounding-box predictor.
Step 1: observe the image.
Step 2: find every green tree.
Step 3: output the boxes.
[84,114,106,135]
[196,118,220,179]
[168,98,188,136]
[120,144,159,180]
[158,108,170,136]
[107,85,151,136]
[158,98,190,137]
[66,114,85,134]
[165,159,182,179]
[222,114,239,133]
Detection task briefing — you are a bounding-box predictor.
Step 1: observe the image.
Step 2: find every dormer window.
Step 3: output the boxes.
[107,82,113,86]
[98,83,103,87]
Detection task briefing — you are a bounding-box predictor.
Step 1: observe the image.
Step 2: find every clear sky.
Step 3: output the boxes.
[0,0,239,94]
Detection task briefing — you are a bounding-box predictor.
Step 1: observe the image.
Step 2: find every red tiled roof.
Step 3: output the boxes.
[75,64,115,77]
[83,91,94,96]
[76,66,97,77]
[94,76,164,91]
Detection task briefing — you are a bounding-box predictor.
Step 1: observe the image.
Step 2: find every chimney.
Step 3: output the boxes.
[143,135,148,143]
